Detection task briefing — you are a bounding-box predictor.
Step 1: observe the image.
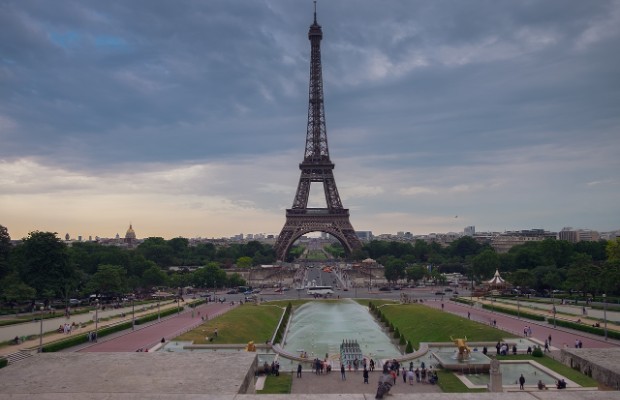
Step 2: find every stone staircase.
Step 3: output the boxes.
[5,350,34,365]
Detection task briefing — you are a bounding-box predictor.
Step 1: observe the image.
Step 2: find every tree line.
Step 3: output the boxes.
[0,225,275,310]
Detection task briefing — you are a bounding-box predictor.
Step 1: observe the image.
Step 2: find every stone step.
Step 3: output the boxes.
[6,350,34,365]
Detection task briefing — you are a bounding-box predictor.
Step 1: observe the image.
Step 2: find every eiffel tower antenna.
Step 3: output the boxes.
[274,6,362,261]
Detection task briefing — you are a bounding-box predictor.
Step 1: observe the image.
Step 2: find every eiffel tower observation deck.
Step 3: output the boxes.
[274,5,362,261]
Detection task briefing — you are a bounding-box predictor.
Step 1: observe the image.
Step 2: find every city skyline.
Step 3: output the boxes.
[1,1,619,240]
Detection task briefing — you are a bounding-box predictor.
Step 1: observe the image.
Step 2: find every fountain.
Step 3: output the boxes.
[431,337,491,372]
[282,300,401,367]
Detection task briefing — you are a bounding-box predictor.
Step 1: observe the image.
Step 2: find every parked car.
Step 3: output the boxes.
[226,289,237,295]
[379,286,391,292]
[435,291,445,295]
[444,288,453,292]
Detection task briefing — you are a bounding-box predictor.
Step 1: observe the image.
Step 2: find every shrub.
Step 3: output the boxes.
[481,304,546,321]
[532,347,544,357]
[399,335,406,345]
[405,341,413,353]
[393,327,400,338]
[551,319,620,340]
[0,358,7,369]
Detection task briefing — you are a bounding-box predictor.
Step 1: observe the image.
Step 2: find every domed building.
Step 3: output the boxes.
[124,223,137,247]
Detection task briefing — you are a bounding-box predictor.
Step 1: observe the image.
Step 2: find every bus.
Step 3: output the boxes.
[307,286,334,297]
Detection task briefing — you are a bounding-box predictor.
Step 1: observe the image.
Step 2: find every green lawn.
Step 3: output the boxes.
[436,370,486,393]
[174,303,284,344]
[257,373,293,394]
[377,303,515,349]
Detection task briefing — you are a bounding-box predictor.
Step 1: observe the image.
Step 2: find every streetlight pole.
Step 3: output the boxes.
[131,298,135,331]
[94,300,99,342]
[177,288,181,315]
[38,306,44,352]
[603,294,608,341]
[157,300,161,321]
[517,295,520,320]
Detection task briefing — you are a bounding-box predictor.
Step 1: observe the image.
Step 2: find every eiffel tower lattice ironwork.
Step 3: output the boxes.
[274,7,362,261]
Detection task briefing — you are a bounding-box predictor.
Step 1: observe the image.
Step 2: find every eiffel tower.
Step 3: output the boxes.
[274,6,362,261]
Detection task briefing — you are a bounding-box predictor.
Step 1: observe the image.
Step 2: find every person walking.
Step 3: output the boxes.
[363,367,369,384]
[340,363,346,381]
[519,374,525,390]
[297,363,302,378]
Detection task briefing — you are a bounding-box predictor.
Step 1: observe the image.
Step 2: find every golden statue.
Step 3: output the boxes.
[450,336,471,361]
[246,341,256,352]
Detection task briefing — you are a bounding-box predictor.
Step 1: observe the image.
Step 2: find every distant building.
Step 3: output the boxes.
[124,224,137,247]
[559,227,600,243]
[464,226,475,236]
[491,229,557,253]
[356,231,373,242]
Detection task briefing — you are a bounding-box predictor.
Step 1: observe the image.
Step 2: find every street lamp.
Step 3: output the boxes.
[131,298,135,331]
[603,294,608,341]
[38,306,44,353]
[177,287,181,315]
[157,300,161,321]
[94,299,99,343]
[517,294,520,320]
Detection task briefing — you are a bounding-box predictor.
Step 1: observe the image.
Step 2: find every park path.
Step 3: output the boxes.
[79,302,235,352]
[423,298,620,350]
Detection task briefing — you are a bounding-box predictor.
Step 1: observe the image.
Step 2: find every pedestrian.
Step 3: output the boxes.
[363,367,369,384]
[544,339,550,353]
[527,326,532,337]
[402,367,407,383]
[519,374,525,390]
[341,363,346,381]
[297,363,302,378]
[214,327,218,337]
[370,358,375,372]
[467,311,470,319]
[548,334,552,346]
[407,368,414,385]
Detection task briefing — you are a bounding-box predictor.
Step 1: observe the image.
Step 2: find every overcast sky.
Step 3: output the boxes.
[1,0,619,241]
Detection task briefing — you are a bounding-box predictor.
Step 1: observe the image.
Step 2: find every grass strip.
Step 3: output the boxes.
[436,370,486,393]
[257,373,293,394]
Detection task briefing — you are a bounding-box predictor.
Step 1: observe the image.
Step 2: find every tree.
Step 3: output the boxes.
[192,263,227,289]
[0,225,12,280]
[236,256,253,268]
[227,272,246,287]
[564,253,599,297]
[606,238,620,263]
[0,273,36,311]
[86,264,127,296]
[405,265,426,285]
[14,231,75,299]
[141,265,169,289]
[383,258,406,283]
[509,269,535,289]
[471,249,499,281]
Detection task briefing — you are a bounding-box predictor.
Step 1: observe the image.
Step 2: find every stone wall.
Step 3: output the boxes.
[558,348,620,390]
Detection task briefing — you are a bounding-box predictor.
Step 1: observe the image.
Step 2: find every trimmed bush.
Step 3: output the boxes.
[481,304,546,321]
[0,357,7,369]
[550,318,620,340]
[399,335,406,345]
[405,341,413,353]
[532,347,544,357]
[451,297,474,306]
[393,327,400,338]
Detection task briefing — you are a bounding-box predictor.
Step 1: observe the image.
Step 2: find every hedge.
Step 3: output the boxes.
[0,358,7,369]
[481,304,546,321]
[273,302,292,344]
[550,318,620,340]
[42,306,185,352]
[451,297,474,306]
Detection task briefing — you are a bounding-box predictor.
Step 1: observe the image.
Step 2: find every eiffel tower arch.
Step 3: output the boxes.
[274,6,362,261]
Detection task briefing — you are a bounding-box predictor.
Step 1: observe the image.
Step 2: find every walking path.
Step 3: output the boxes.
[78,302,235,352]
[424,298,620,350]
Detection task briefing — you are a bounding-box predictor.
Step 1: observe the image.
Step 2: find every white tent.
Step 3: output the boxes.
[487,269,506,287]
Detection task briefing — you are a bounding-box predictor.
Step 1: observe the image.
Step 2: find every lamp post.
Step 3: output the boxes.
[131,298,135,331]
[38,306,44,353]
[603,294,608,341]
[517,294,520,320]
[157,300,161,321]
[177,287,181,315]
[94,299,99,343]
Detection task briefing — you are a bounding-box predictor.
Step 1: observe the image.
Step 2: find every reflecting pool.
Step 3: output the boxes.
[282,300,402,363]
